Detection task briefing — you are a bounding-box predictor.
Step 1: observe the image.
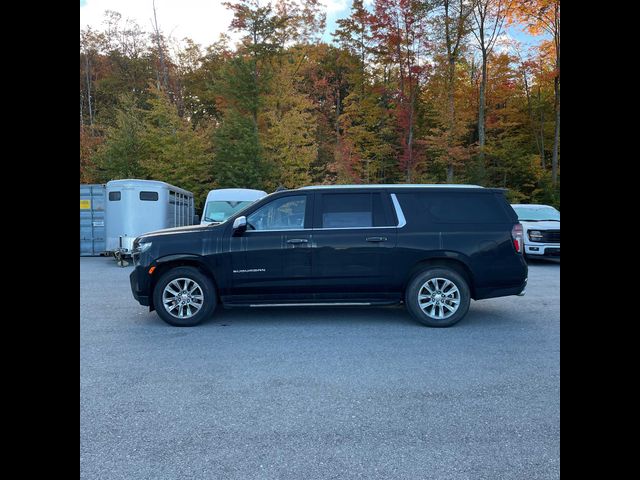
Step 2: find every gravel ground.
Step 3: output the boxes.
[80,256,559,480]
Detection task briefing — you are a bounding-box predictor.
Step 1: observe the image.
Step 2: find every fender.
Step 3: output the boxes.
[403,250,476,297]
[148,253,223,309]
[153,254,219,283]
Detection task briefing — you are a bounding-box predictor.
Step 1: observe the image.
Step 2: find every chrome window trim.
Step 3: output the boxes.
[242,192,407,231]
[245,228,311,233]
[312,226,394,231]
[390,193,407,228]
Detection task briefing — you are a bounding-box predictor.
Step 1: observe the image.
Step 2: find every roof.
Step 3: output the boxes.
[106,179,193,196]
[511,204,556,208]
[299,184,484,190]
[205,188,267,201]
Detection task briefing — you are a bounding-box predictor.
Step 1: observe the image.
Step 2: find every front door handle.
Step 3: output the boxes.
[286,238,309,244]
[366,236,388,242]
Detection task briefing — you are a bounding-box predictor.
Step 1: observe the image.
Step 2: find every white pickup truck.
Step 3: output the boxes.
[511,204,560,260]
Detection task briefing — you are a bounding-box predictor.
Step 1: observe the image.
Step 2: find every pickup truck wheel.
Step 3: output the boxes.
[153,267,217,327]
[405,268,471,327]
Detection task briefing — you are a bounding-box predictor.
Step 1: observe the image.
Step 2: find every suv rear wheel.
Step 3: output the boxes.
[153,266,217,327]
[405,267,471,327]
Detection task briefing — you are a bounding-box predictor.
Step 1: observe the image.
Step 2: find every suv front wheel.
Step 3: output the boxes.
[405,267,471,327]
[153,266,217,327]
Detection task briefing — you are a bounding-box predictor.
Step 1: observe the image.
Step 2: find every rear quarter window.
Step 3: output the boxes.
[397,192,512,226]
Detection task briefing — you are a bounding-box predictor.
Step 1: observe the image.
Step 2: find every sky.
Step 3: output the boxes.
[80,0,544,51]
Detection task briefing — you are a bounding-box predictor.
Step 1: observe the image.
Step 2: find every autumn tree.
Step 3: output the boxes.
[470,0,512,183]
[140,88,214,207]
[433,0,475,181]
[80,5,559,208]
[370,0,435,181]
[508,0,559,186]
[224,0,284,123]
[261,69,318,188]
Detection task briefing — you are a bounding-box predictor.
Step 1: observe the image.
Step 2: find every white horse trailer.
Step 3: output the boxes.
[106,179,195,262]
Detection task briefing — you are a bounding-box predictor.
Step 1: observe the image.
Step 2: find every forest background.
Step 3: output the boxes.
[80,0,560,212]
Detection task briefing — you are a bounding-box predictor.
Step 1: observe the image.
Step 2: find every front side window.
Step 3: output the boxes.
[204,200,254,223]
[320,193,390,228]
[247,196,307,231]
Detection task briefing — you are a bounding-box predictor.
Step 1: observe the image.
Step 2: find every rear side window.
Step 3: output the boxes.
[139,191,159,201]
[396,192,511,226]
[108,192,121,201]
[319,193,392,228]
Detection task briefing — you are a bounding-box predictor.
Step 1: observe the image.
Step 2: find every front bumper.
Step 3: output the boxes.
[525,242,560,257]
[130,267,151,306]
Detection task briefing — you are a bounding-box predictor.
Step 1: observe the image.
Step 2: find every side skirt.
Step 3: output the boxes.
[222,300,401,308]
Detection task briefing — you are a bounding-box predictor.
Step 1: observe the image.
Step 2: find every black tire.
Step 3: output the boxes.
[153,266,217,327]
[405,267,471,327]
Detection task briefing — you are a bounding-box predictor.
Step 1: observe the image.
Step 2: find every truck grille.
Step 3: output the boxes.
[540,230,560,244]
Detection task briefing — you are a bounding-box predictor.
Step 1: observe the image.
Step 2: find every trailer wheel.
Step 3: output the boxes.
[153,266,217,327]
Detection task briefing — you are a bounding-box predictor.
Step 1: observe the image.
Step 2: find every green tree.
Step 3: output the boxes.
[261,68,318,188]
[91,94,148,180]
[140,88,214,207]
[212,109,265,189]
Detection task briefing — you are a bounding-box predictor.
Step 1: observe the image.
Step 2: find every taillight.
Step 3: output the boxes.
[512,223,524,253]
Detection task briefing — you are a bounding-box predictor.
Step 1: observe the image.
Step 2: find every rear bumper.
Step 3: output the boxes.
[475,257,528,300]
[130,267,151,306]
[476,279,527,300]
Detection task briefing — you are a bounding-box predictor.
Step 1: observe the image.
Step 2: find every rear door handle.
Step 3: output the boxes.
[287,238,309,244]
[366,236,387,242]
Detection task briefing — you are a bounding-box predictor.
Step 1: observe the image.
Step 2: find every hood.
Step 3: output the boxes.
[519,220,560,231]
[138,223,223,240]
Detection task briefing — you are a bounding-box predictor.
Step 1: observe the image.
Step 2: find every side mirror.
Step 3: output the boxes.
[193,214,200,224]
[232,216,247,235]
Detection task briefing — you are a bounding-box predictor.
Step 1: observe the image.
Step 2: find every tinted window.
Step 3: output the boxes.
[247,196,306,231]
[320,193,390,228]
[396,192,510,226]
[418,193,508,223]
[108,191,121,201]
[140,191,159,201]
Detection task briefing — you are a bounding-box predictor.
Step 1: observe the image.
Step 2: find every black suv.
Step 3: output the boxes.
[130,185,527,327]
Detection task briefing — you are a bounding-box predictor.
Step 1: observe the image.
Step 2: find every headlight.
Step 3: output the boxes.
[528,230,543,241]
[138,241,153,253]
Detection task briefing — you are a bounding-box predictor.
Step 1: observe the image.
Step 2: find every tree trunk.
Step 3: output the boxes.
[476,53,488,183]
[152,0,169,94]
[551,2,560,186]
[85,54,93,127]
[447,57,456,183]
[522,67,543,167]
[447,164,454,183]
[538,84,545,170]
[551,75,559,185]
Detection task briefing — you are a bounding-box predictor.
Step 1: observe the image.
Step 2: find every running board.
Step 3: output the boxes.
[249,302,372,307]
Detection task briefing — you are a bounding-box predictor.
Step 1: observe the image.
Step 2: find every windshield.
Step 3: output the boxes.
[203,200,254,223]
[512,205,560,221]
